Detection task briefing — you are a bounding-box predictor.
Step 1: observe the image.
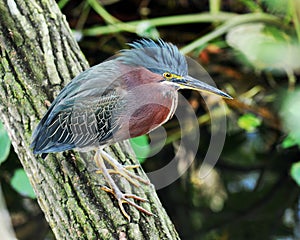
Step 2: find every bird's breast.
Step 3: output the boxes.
[112,84,178,141]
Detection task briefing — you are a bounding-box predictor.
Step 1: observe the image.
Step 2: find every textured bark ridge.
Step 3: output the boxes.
[0,0,180,239]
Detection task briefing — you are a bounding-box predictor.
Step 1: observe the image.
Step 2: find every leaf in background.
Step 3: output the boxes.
[226,23,300,72]
[262,0,290,15]
[238,113,262,133]
[11,169,36,199]
[280,88,300,148]
[291,162,300,186]
[282,134,298,149]
[136,21,160,39]
[129,135,150,164]
[0,121,11,165]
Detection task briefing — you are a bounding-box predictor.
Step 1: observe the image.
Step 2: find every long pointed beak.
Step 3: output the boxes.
[180,75,233,99]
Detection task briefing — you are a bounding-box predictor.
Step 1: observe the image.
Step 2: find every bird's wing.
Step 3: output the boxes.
[31,60,125,154]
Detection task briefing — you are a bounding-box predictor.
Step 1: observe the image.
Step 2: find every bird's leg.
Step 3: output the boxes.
[94,148,152,221]
[100,150,150,186]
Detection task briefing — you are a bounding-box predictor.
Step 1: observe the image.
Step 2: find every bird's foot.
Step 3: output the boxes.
[94,148,152,221]
[101,185,152,221]
[99,150,150,187]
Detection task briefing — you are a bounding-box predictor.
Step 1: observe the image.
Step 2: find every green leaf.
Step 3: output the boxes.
[130,135,150,164]
[291,162,300,186]
[226,23,300,72]
[11,169,36,199]
[279,88,300,148]
[262,0,290,15]
[282,134,298,149]
[57,0,69,9]
[0,121,11,165]
[238,113,262,133]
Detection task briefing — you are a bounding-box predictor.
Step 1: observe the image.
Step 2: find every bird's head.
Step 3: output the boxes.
[118,38,232,99]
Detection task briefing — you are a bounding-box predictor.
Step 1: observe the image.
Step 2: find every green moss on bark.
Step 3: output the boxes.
[0,0,180,239]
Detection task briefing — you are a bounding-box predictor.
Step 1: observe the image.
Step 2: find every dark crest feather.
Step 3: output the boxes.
[118,39,188,76]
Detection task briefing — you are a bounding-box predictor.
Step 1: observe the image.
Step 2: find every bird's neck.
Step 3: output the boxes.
[119,64,163,89]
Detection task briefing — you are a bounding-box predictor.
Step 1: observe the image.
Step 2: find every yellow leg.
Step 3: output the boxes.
[94,148,152,221]
[101,150,150,186]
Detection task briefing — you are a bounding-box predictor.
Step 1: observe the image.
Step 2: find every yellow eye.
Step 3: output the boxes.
[163,72,172,79]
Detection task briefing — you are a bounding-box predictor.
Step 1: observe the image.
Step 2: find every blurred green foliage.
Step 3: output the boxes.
[226,24,300,73]
[0,121,11,165]
[10,169,36,199]
[262,0,291,15]
[291,162,300,186]
[280,88,300,148]
[129,135,150,164]
[238,113,262,132]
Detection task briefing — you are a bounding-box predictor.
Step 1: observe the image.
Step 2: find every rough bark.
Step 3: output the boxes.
[0,0,180,239]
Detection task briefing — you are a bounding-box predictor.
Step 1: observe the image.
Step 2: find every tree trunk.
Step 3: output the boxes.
[0,0,180,239]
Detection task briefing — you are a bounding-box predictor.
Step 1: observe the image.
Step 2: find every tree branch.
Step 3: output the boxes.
[0,0,179,239]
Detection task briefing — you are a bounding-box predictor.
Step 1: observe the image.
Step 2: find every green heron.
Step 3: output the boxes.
[31,39,231,220]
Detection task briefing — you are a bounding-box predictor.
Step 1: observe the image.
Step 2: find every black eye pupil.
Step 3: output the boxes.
[166,73,171,77]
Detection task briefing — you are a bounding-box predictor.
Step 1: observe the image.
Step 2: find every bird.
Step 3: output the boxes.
[31,38,232,221]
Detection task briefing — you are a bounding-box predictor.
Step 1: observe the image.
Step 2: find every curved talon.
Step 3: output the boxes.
[124,164,140,169]
[122,193,148,202]
[101,186,152,221]
[118,197,152,221]
[95,164,140,174]
[100,185,114,194]
[116,191,152,221]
